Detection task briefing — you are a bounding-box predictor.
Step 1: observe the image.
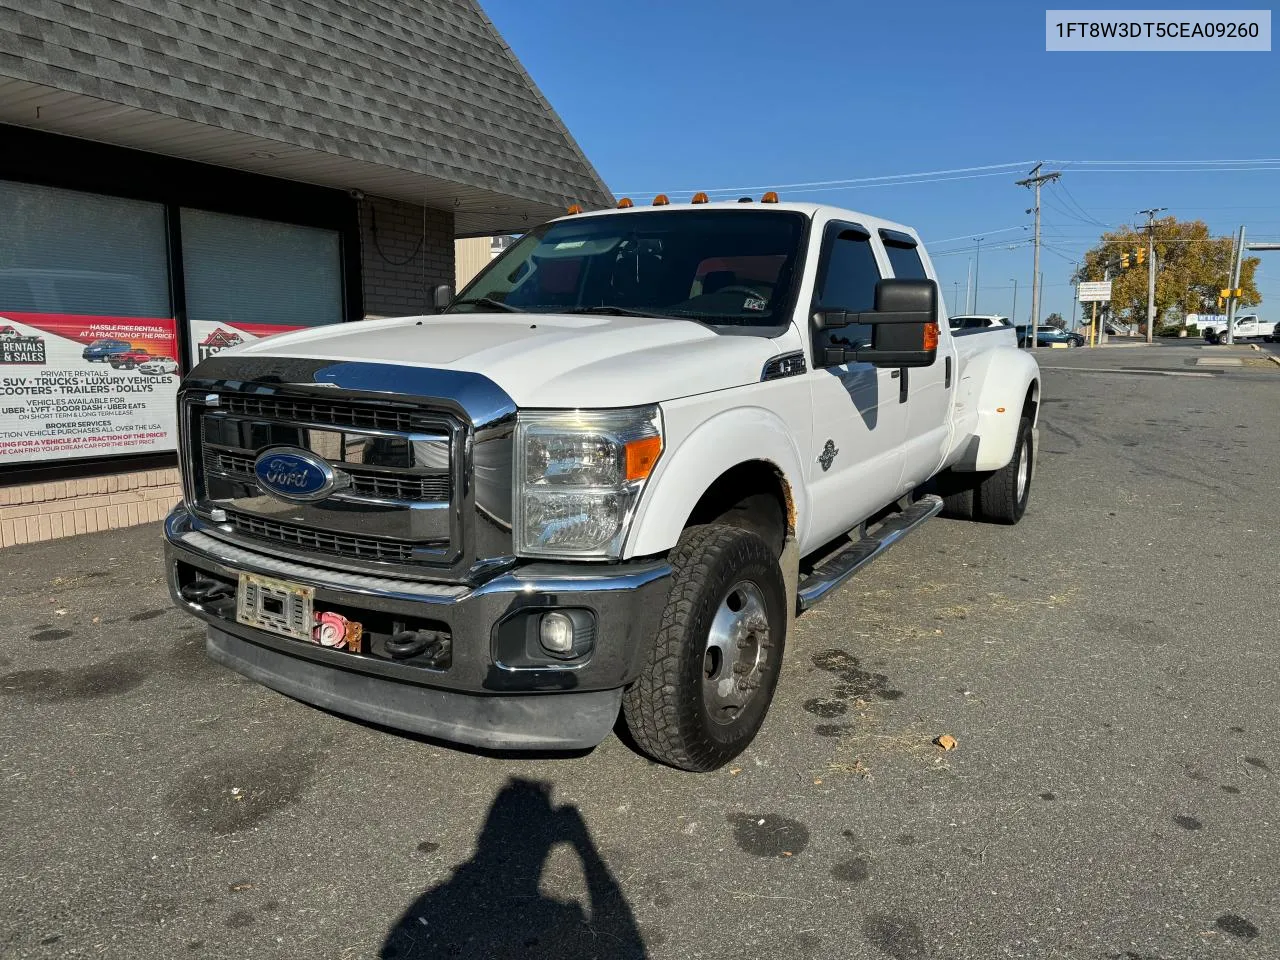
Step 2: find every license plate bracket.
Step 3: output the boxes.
[236,572,314,642]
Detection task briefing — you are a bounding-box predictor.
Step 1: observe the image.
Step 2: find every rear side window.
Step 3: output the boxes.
[814,226,880,353]
[880,230,927,280]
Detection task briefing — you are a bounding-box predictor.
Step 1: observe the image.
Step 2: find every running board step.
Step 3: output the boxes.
[796,494,944,613]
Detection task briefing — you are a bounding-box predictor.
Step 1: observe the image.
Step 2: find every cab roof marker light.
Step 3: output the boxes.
[653,194,670,206]
[691,192,710,204]
[761,191,780,203]
[566,203,582,215]
[617,197,634,208]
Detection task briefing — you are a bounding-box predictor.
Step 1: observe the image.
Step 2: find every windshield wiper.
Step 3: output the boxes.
[451,297,524,313]
[561,305,676,319]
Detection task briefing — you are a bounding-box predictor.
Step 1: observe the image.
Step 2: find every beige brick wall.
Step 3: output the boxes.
[0,468,181,548]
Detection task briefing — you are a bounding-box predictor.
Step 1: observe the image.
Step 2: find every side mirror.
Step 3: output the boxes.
[432,284,455,313]
[812,279,940,368]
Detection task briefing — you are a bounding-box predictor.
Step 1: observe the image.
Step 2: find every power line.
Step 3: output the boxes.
[615,160,1035,197]
[924,224,1028,245]
[1053,157,1280,165]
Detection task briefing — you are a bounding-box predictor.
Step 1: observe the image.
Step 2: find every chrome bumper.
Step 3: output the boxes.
[163,505,671,749]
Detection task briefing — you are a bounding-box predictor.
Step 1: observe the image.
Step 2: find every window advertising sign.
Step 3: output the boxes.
[0,181,176,465]
[0,312,179,463]
[189,320,304,362]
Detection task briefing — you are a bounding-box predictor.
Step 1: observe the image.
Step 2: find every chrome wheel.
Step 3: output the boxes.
[1016,438,1030,501]
[702,580,772,725]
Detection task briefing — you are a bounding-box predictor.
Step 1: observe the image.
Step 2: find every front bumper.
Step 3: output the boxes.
[164,505,671,750]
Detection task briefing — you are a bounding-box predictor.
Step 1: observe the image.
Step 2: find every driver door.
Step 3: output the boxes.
[802,222,907,550]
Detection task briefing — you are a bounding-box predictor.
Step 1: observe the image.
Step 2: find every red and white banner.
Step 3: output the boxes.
[0,312,179,465]
[188,320,304,363]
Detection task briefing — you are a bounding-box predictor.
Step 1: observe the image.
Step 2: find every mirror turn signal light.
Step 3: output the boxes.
[692,192,710,204]
[923,322,940,351]
[617,197,634,208]
[624,435,663,481]
[566,203,582,215]
[653,194,670,206]
[761,191,780,203]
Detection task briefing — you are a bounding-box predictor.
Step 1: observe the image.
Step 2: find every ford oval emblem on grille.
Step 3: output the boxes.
[253,447,336,503]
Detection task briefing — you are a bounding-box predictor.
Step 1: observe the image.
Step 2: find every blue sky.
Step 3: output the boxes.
[484,0,1280,325]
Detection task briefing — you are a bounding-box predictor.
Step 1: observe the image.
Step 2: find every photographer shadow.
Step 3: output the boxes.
[380,778,648,960]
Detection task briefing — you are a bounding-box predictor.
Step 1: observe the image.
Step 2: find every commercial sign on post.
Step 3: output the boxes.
[0,312,179,464]
[1077,281,1113,302]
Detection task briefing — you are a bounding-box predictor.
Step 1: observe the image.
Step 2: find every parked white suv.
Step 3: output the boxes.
[165,199,1040,771]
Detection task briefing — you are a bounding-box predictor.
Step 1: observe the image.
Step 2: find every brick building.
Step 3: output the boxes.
[0,0,612,547]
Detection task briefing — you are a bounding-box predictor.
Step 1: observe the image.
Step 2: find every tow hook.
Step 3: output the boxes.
[386,629,451,663]
[179,580,234,605]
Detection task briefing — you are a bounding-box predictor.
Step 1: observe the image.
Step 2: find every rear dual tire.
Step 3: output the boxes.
[938,415,1033,525]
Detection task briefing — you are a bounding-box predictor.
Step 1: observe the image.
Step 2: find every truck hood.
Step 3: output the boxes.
[227,313,796,408]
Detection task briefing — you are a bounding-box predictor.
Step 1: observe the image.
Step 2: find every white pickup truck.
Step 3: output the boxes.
[165,199,1040,771]
[1200,313,1276,344]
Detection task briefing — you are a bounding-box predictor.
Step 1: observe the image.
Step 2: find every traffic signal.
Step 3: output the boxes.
[1121,254,1130,269]
[1216,297,1224,310]
[1135,248,1145,265]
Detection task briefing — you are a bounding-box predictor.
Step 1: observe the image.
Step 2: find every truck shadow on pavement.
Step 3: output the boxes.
[380,777,647,959]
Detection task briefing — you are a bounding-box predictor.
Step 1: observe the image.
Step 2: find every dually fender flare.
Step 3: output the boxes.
[963,349,1040,472]
[624,405,808,558]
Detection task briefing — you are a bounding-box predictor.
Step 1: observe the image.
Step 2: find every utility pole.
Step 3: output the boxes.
[972,237,984,313]
[1009,278,1018,331]
[1070,261,1079,331]
[1016,163,1062,352]
[1225,225,1246,345]
[1139,208,1166,343]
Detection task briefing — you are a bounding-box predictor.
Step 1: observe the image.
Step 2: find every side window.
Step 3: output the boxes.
[814,226,880,355]
[880,230,928,280]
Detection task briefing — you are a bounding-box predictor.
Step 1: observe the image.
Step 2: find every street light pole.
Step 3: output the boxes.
[1009,277,1018,335]
[972,237,984,313]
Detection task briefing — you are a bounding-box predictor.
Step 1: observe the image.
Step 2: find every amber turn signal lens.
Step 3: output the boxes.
[624,435,663,481]
[923,322,939,351]
[653,194,670,206]
[761,191,779,203]
[617,197,634,208]
[566,203,582,215]
[691,192,709,204]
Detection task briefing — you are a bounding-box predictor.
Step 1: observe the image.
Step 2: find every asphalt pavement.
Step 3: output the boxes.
[2,345,1277,959]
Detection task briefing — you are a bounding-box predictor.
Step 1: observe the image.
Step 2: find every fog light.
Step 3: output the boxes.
[539,611,575,654]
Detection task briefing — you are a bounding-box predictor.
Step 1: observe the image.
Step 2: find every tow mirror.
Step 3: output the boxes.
[432,284,455,313]
[812,279,940,368]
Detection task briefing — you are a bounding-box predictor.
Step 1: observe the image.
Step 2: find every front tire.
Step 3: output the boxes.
[622,524,787,772]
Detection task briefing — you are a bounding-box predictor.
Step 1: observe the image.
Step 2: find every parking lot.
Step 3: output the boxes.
[2,344,1276,960]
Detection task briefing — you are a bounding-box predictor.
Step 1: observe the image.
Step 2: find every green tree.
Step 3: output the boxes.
[1072,217,1260,332]
[1044,312,1065,329]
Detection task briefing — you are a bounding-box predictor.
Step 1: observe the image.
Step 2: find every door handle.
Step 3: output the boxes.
[890,370,901,378]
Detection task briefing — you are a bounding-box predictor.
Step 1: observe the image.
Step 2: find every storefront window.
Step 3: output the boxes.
[0,180,176,465]
[181,210,342,361]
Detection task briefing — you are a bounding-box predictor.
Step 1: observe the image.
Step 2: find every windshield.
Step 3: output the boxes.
[449,210,808,329]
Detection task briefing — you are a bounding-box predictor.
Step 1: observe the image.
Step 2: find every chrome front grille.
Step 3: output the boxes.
[187,390,462,573]
[221,395,413,433]
[204,446,451,503]
[226,511,417,564]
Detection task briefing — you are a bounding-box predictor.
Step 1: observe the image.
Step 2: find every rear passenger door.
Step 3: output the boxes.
[802,221,907,549]
[881,230,953,489]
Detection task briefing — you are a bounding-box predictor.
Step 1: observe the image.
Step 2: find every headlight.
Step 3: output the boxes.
[514,406,663,559]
